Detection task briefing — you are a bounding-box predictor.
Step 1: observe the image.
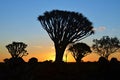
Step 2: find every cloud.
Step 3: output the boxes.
[98,26,106,31]
[93,26,106,32]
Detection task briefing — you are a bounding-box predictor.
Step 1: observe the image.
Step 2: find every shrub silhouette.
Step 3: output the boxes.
[28,57,38,64]
[110,58,119,64]
[98,56,109,64]
[38,10,94,62]
[4,57,25,68]
[3,58,9,64]
[68,43,92,62]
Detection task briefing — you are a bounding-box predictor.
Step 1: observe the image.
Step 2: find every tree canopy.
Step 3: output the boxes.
[6,42,28,58]
[92,36,120,59]
[68,43,92,62]
[38,10,94,62]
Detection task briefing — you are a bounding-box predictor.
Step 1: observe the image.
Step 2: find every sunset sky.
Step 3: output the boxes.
[0,0,120,62]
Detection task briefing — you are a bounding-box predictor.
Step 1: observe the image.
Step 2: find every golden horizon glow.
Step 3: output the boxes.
[1,45,120,62]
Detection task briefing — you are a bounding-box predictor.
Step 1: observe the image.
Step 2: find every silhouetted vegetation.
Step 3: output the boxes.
[0,61,120,80]
[6,42,28,58]
[98,56,109,65]
[3,57,25,69]
[3,58,9,63]
[5,42,28,66]
[43,60,53,63]
[92,36,120,59]
[38,10,94,62]
[68,43,92,62]
[110,57,119,64]
[0,9,120,80]
[28,57,38,64]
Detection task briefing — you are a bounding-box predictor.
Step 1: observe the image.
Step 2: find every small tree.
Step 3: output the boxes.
[68,43,92,62]
[38,10,94,62]
[6,42,28,58]
[92,36,120,59]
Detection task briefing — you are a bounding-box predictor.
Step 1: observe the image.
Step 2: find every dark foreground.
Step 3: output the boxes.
[0,62,120,80]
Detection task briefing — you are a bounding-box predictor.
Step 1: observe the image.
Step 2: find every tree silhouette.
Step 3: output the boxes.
[38,10,94,62]
[92,36,120,59]
[68,43,92,62]
[6,42,28,58]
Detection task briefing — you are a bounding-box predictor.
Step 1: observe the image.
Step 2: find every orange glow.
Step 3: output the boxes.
[82,53,100,62]
[108,52,120,61]
[23,45,56,62]
[0,45,120,62]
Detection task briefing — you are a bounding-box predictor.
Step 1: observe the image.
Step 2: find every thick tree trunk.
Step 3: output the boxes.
[54,43,67,62]
[76,54,84,63]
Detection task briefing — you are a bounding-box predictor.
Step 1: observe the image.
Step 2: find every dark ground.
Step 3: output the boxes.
[0,62,120,80]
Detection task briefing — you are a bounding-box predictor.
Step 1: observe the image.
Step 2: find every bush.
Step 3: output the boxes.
[28,57,38,64]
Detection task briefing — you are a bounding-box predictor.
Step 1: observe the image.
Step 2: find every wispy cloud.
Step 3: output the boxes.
[32,46,42,49]
[93,26,106,32]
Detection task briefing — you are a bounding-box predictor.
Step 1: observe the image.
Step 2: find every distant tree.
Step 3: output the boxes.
[92,36,120,59]
[6,42,28,59]
[68,43,92,62]
[38,10,94,62]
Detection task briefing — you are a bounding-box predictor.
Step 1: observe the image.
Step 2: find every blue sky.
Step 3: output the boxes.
[0,0,120,61]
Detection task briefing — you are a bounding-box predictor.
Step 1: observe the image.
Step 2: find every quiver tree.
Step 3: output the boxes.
[68,43,92,62]
[38,10,94,62]
[6,42,28,58]
[92,36,120,59]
